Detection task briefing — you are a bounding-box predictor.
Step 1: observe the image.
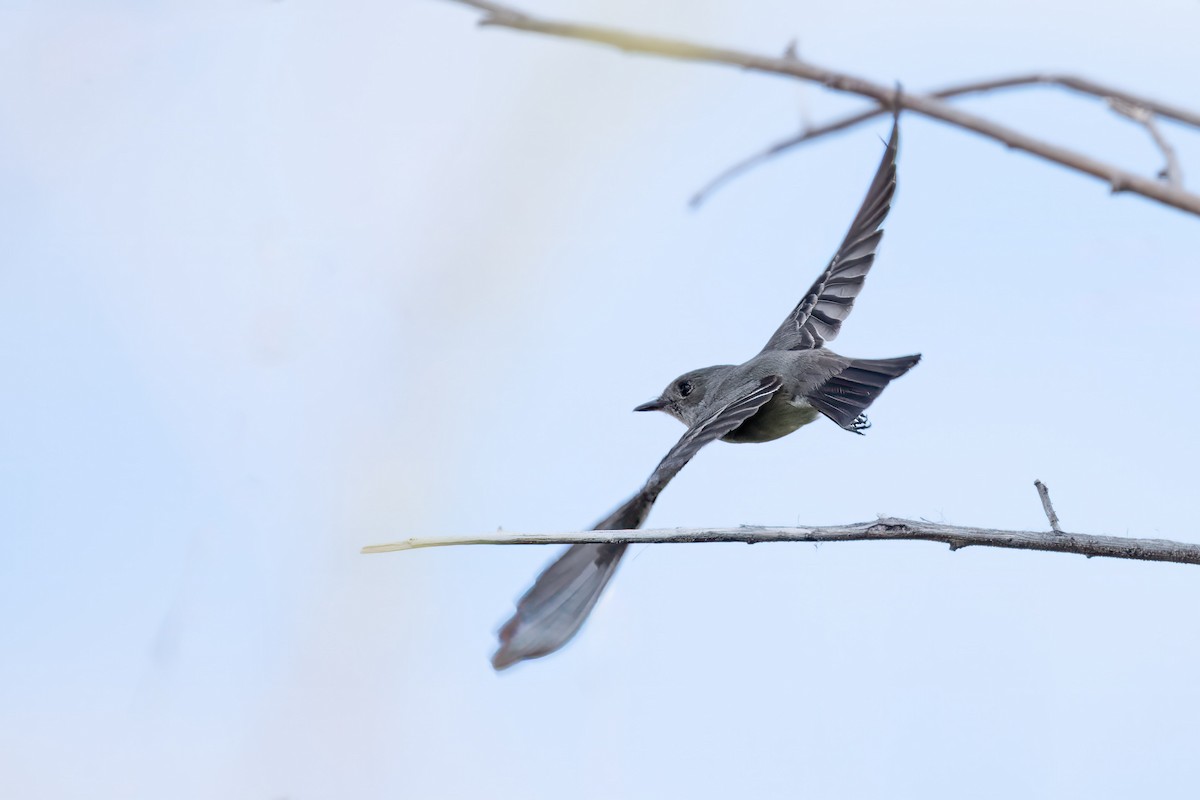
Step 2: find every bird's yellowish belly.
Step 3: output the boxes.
[721,394,820,443]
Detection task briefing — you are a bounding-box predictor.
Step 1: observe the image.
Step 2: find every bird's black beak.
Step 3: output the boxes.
[634,398,666,412]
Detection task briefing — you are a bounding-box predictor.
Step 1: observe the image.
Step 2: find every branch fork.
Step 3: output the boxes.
[443,0,1200,217]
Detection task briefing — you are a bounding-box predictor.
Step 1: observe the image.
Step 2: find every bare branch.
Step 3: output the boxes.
[1046,74,1200,129]
[692,73,1198,206]
[691,107,885,207]
[1033,479,1063,533]
[1109,98,1183,187]
[441,0,1200,217]
[363,517,1200,566]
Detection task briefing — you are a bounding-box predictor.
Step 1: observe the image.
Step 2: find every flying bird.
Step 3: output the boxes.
[493,112,917,670]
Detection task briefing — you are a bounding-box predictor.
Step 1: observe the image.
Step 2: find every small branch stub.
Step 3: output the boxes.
[1034,479,1063,534]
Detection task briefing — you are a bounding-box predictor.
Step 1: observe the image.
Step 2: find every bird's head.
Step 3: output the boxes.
[634,366,726,427]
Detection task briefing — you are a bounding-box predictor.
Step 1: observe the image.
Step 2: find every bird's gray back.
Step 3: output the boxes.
[740,349,849,400]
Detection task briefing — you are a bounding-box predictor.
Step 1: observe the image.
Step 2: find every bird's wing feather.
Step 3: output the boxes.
[490,375,782,670]
[642,374,784,499]
[760,113,899,353]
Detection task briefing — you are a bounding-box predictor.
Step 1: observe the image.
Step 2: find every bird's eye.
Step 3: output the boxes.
[678,380,694,397]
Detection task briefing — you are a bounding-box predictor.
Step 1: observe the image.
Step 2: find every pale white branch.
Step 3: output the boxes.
[363,517,1200,566]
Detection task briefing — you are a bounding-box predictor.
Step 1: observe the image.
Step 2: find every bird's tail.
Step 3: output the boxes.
[806,354,921,431]
[491,542,628,670]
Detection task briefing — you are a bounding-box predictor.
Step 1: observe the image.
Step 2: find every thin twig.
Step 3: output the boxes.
[1033,479,1063,534]
[441,0,1200,217]
[362,517,1200,565]
[1045,74,1200,128]
[1109,98,1183,187]
[691,108,888,207]
[692,73,1198,206]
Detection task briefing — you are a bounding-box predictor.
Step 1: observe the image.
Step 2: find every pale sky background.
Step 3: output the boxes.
[3,1,1200,798]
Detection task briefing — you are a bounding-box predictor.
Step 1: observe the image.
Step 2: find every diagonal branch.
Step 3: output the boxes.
[362,518,1200,566]
[1109,98,1183,187]
[441,0,1200,217]
[691,73,1198,206]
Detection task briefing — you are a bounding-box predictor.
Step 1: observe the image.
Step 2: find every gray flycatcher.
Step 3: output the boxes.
[493,112,916,670]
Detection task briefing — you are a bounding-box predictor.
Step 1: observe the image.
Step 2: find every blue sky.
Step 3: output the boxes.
[3,1,1200,797]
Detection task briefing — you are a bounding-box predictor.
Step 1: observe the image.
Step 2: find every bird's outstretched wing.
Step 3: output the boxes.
[760,112,900,353]
[640,374,784,501]
[491,375,784,670]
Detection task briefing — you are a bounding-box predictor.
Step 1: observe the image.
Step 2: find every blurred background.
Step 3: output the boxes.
[3,1,1200,797]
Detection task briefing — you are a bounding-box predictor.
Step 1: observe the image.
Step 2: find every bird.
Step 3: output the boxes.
[492,111,916,670]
